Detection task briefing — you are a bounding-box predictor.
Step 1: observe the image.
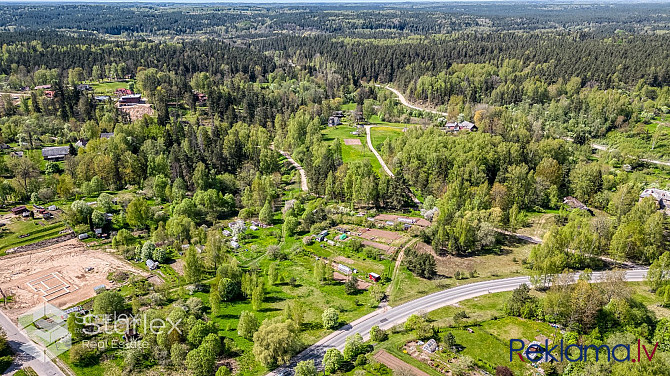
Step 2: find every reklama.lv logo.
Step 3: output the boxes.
[510,339,659,363]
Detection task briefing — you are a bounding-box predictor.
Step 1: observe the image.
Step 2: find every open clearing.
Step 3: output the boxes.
[0,239,148,320]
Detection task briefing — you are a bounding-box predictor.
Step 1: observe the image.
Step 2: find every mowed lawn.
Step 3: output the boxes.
[0,219,66,255]
[89,80,134,95]
[322,126,383,174]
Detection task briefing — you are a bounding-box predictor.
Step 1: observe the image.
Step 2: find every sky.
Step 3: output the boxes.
[1,0,655,3]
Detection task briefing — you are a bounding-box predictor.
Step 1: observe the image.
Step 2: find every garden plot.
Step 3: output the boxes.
[343,138,362,145]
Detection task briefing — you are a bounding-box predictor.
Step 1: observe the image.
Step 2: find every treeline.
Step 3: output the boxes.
[0,31,276,86]
[258,32,670,87]
[3,3,670,36]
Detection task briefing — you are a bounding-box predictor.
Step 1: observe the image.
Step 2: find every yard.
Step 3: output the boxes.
[0,218,67,255]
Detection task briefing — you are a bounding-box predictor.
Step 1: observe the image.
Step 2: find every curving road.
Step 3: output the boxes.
[378,85,448,118]
[270,268,648,374]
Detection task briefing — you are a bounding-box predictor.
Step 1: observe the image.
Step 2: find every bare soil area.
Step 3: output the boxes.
[0,239,148,320]
[373,350,431,376]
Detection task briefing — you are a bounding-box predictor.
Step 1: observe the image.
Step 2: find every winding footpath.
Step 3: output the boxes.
[364,125,421,205]
[378,85,448,117]
[271,145,309,192]
[380,84,670,169]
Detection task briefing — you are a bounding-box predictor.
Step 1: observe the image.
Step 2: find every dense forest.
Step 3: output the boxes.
[1,3,670,376]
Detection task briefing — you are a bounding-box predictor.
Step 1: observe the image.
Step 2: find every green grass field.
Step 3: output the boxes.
[322,126,383,173]
[89,80,134,95]
[597,115,670,160]
[0,219,67,255]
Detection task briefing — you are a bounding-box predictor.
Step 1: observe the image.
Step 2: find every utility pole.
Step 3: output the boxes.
[0,287,6,308]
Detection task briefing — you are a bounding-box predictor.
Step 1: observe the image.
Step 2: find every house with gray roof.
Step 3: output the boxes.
[41,146,70,161]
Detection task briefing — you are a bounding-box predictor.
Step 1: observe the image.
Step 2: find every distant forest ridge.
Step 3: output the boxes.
[1,2,670,36]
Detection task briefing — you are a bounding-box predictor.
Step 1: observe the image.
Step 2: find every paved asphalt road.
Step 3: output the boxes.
[0,310,66,376]
[269,269,648,375]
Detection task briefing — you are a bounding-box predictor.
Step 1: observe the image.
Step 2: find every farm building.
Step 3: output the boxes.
[41,146,70,161]
[368,272,381,282]
[10,206,28,215]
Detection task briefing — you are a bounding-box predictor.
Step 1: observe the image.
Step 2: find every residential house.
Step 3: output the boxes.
[328,116,341,127]
[44,90,55,99]
[77,84,92,91]
[563,196,594,215]
[34,85,52,90]
[118,94,142,105]
[41,146,70,161]
[444,121,478,132]
[115,88,133,96]
[640,188,670,213]
[100,132,114,139]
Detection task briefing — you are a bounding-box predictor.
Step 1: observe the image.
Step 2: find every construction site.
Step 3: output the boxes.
[0,239,148,321]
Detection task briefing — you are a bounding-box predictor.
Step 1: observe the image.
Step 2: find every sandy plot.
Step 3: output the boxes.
[118,103,154,121]
[358,228,406,244]
[332,272,372,290]
[0,239,148,320]
[333,256,356,265]
[344,138,362,145]
[361,240,396,255]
